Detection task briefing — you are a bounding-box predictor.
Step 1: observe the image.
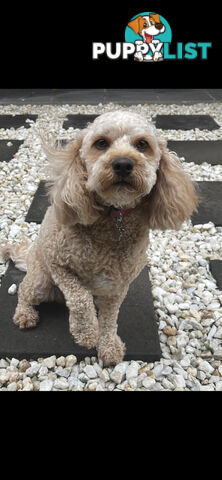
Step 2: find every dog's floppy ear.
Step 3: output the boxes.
[128,16,144,34]
[149,13,161,24]
[144,138,199,230]
[43,132,99,226]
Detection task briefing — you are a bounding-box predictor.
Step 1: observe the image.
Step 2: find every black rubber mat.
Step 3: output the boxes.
[209,261,222,291]
[154,115,220,130]
[0,114,37,129]
[25,181,50,224]
[191,182,222,226]
[63,114,98,130]
[0,140,23,163]
[0,262,161,362]
[168,141,222,165]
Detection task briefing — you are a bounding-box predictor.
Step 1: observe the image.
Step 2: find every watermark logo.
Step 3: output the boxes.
[125,12,171,62]
[92,11,212,62]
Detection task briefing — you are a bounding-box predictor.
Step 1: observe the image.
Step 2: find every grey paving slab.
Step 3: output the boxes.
[0,262,161,362]
[0,89,106,105]
[208,90,222,102]
[153,115,220,131]
[0,140,23,163]
[168,141,222,165]
[51,90,105,105]
[0,89,222,105]
[191,182,222,226]
[209,260,222,291]
[105,89,216,104]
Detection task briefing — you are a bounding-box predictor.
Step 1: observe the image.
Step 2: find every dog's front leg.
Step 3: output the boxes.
[94,291,128,366]
[50,265,99,349]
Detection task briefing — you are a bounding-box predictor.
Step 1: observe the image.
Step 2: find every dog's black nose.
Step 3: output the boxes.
[155,22,163,30]
[112,157,134,177]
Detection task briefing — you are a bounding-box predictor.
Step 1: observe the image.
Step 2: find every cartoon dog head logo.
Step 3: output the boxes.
[125,12,172,62]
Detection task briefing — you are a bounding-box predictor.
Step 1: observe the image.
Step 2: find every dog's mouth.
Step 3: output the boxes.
[113,179,135,190]
[144,32,153,43]
[114,180,131,186]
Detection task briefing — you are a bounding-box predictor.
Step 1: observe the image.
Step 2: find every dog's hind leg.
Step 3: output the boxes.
[13,256,60,329]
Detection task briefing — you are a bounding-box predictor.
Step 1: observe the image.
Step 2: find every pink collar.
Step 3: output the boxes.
[110,208,133,218]
[95,201,133,218]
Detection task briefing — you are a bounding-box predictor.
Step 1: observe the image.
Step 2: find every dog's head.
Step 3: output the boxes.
[45,110,199,229]
[128,14,165,42]
[81,110,161,209]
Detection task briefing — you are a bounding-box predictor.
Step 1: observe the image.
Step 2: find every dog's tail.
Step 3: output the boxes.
[0,239,32,272]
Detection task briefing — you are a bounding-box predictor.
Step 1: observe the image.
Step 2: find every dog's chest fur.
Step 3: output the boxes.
[41,206,149,295]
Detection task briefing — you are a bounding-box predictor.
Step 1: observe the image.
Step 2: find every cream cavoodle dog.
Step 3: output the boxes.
[2,110,199,366]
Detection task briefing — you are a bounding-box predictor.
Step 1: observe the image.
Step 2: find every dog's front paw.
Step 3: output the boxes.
[69,315,99,349]
[13,306,39,329]
[97,334,126,366]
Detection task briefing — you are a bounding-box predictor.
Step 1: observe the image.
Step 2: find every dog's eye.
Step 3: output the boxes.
[135,140,149,152]
[143,22,148,27]
[94,138,110,150]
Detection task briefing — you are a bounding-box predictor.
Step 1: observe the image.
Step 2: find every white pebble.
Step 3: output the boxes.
[43,355,56,369]
[27,185,37,193]
[8,283,17,295]
[22,377,34,391]
[100,369,110,383]
[207,301,221,310]
[168,374,186,389]
[9,224,20,238]
[152,287,167,300]
[110,362,127,384]
[198,361,214,374]
[153,364,164,377]
[87,381,99,391]
[202,223,214,230]
[56,356,66,367]
[215,381,222,391]
[10,358,19,367]
[165,303,179,314]
[38,365,48,377]
[25,363,40,376]
[65,355,77,367]
[0,369,10,384]
[126,361,140,380]
[142,377,156,389]
[83,365,98,379]
[176,333,189,348]
[200,384,215,391]
[53,378,69,390]
[207,325,217,340]
[180,355,191,368]
[7,382,18,391]
[40,380,53,391]
[213,327,222,339]
[162,378,174,390]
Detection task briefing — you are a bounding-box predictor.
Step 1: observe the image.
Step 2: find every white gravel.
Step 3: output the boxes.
[0,102,222,391]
